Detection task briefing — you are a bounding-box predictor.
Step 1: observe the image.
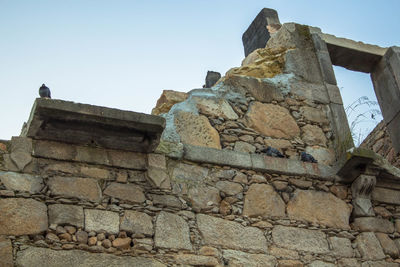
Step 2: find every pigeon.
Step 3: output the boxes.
[261,146,285,158]
[300,152,318,163]
[39,84,51,98]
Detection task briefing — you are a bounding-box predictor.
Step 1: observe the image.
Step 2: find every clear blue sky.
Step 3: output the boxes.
[1,0,399,142]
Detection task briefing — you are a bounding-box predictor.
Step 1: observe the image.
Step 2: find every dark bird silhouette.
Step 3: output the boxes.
[261,146,285,158]
[39,84,51,98]
[300,152,318,163]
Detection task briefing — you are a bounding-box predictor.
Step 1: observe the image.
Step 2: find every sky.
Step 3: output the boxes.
[1,0,400,143]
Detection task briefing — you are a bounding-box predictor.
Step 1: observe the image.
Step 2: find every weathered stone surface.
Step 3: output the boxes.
[147,153,170,189]
[355,232,385,260]
[301,125,327,146]
[0,236,13,267]
[48,204,84,228]
[224,74,285,102]
[120,210,153,236]
[174,111,221,149]
[187,185,221,212]
[76,230,88,244]
[194,96,238,120]
[300,106,329,124]
[112,237,131,249]
[329,236,353,258]
[361,261,399,267]
[80,166,110,179]
[278,260,304,267]
[234,141,256,153]
[150,194,182,208]
[205,70,222,88]
[85,209,119,234]
[48,176,102,202]
[353,217,394,233]
[197,214,267,252]
[372,187,400,205]
[338,258,360,267]
[223,249,277,267]
[170,162,209,194]
[0,171,43,193]
[287,190,351,229]
[245,102,300,139]
[155,211,191,250]
[0,198,47,235]
[104,182,145,203]
[264,138,292,150]
[289,178,312,189]
[268,246,299,259]
[175,254,219,266]
[330,185,348,199]
[216,181,243,196]
[272,225,329,253]
[16,246,166,267]
[243,184,286,218]
[107,150,147,170]
[152,90,188,115]
[309,261,335,267]
[10,136,33,171]
[375,232,399,258]
[305,146,335,165]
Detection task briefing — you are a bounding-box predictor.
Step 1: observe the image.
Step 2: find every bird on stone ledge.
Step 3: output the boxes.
[261,146,285,158]
[39,83,51,98]
[300,151,318,163]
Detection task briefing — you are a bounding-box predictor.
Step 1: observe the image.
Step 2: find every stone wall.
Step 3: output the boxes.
[361,121,400,168]
[1,135,400,267]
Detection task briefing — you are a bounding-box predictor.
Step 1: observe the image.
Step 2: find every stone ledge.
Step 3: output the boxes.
[182,144,338,181]
[24,98,165,153]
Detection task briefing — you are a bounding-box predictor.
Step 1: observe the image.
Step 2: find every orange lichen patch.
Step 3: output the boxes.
[152,90,188,115]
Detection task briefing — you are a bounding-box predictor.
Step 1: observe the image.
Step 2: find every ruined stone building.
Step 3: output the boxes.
[1,8,400,267]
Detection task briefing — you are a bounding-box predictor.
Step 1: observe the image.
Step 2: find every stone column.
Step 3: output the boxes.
[371,46,400,153]
[242,8,281,57]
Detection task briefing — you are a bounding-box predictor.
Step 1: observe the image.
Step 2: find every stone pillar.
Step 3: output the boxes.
[351,174,376,217]
[242,8,281,57]
[371,46,400,153]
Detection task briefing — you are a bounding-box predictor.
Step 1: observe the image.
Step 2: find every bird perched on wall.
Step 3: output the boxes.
[39,84,51,98]
[300,152,318,163]
[261,146,285,158]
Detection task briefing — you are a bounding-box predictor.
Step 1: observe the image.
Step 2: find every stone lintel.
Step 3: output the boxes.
[182,144,337,181]
[321,33,387,73]
[25,98,165,153]
[242,8,281,57]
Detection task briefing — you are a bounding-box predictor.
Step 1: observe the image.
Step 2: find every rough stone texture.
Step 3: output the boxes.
[361,261,399,267]
[268,246,299,259]
[272,225,329,254]
[234,141,256,153]
[216,181,243,196]
[243,184,286,218]
[0,171,43,193]
[356,232,386,260]
[0,198,48,235]
[48,204,84,228]
[264,138,292,150]
[224,74,285,103]
[175,254,219,266]
[16,246,166,267]
[245,102,300,139]
[338,258,360,267]
[150,194,182,208]
[9,136,32,171]
[353,217,394,233]
[197,214,267,252]
[194,96,238,120]
[152,90,188,115]
[155,211,192,250]
[147,153,170,189]
[375,232,399,258]
[329,236,353,258]
[187,185,221,212]
[372,187,400,205]
[300,106,329,124]
[174,111,221,149]
[0,236,13,267]
[104,182,145,203]
[120,210,153,236]
[48,176,102,202]
[301,125,327,146]
[287,190,351,229]
[80,166,110,179]
[85,209,119,234]
[170,162,209,194]
[309,261,335,267]
[305,146,335,165]
[222,249,277,267]
[112,237,131,249]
